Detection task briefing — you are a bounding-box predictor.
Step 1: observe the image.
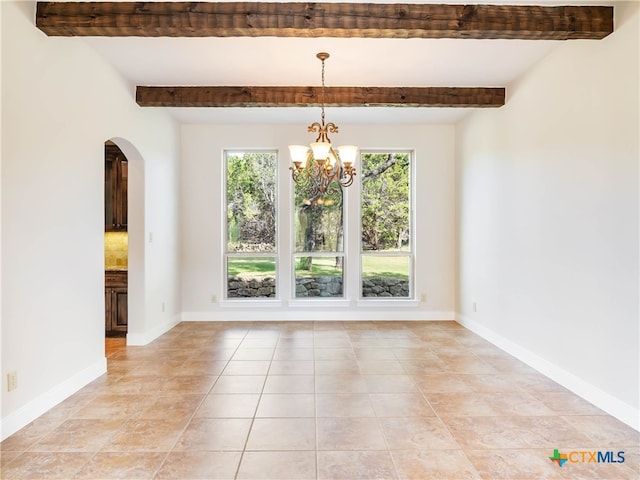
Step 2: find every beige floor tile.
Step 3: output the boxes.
[276,337,315,349]
[314,348,357,361]
[380,417,459,450]
[175,418,252,451]
[262,375,315,393]
[222,361,270,376]
[0,450,21,468]
[391,449,481,480]
[317,418,387,450]
[537,392,606,415]
[364,375,418,393]
[29,419,125,452]
[313,338,352,349]
[109,375,166,395]
[102,418,186,452]
[240,338,279,349]
[509,373,568,393]
[357,360,406,375]
[237,451,316,479]
[427,392,555,417]
[434,354,499,374]
[73,393,151,419]
[179,359,228,376]
[317,450,397,479]
[443,416,593,450]
[134,394,205,421]
[160,375,217,394]
[0,452,92,479]
[353,348,397,361]
[3,322,637,480]
[0,416,67,452]
[246,418,315,450]
[315,375,368,394]
[72,451,165,479]
[210,375,265,394]
[370,393,436,417]
[195,348,237,361]
[315,360,361,375]
[562,415,640,445]
[155,451,241,479]
[458,373,527,392]
[268,360,314,375]
[130,360,188,376]
[398,359,448,375]
[256,394,315,417]
[480,354,539,374]
[316,394,376,418]
[272,348,314,361]
[232,348,276,361]
[391,348,439,360]
[195,394,260,418]
[414,374,473,393]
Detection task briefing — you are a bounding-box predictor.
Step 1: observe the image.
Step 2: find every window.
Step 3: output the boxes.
[293,177,344,298]
[224,151,277,299]
[360,152,413,298]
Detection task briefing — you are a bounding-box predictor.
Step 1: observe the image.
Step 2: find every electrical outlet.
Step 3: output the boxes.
[210,294,217,303]
[473,302,478,313]
[420,293,427,302]
[7,372,17,392]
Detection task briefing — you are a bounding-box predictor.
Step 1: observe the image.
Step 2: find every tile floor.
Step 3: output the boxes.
[1,321,638,479]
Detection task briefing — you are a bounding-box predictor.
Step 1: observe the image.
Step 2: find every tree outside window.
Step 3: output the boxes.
[361,152,413,298]
[224,151,277,299]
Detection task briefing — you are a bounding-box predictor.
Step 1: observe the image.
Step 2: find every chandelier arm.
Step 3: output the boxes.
[289,51,357,196]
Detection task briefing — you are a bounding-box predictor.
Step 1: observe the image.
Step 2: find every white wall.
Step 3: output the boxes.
[456,2,639,429]
[1,1,181,439]
[181,123,456,320]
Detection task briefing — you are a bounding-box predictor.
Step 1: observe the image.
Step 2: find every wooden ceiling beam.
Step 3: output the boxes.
[36,2,613,40]
[135,86,505,108]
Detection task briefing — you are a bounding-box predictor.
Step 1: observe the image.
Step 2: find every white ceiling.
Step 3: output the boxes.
[79,0,611,125]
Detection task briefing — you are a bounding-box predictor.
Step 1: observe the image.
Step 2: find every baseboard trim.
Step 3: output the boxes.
[127,315,180,346]
[0,358,107,441]
[456,313,640,432]
[180,310,456,322]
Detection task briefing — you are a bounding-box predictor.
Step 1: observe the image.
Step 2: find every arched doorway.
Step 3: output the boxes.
[104,138,145,345]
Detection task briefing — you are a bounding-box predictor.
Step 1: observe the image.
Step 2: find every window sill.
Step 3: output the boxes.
[356,299,420,308]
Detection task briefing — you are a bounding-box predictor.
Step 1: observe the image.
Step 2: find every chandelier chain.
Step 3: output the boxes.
[320,56,326,126]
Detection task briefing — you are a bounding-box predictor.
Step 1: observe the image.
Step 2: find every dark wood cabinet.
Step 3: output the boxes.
[105,271,127,336]
[105,143,128,231]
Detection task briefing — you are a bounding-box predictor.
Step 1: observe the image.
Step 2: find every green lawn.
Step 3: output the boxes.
[227,257,276,277]
[228,255,408,280]
[361,255,409,280]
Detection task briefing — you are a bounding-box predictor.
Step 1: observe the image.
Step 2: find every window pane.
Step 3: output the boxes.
[361,255,410,298]
[226,152,277,252]
[361,153,410,252]
[295,256,343,298]
[227,257,276,298]
[294,182,343,253]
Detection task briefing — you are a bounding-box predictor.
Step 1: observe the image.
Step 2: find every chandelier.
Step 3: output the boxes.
[289,52,358,198]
